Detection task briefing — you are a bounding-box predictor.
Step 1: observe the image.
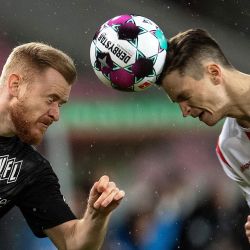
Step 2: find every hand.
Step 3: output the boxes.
[245,215,250,242]
[88,175,125,214]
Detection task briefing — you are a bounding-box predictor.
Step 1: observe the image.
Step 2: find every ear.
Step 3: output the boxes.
[206,64,222,85]
[7,74,21,97]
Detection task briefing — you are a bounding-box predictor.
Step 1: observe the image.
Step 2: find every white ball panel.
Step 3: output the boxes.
[153,50,167,75]
[90,41,97,67]
[132,16,158,31]
[137,32,159,58]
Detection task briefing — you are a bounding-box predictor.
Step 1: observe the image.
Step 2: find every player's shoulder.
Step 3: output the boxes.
[220,118,241,139]
[28,145,50,167]
[218,117,250,150]
[0,136,56,187]
[12,137,51,170]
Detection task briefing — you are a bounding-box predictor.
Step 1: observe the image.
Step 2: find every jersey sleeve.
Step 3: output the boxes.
[15,167,76,238]
[216,142,250,207]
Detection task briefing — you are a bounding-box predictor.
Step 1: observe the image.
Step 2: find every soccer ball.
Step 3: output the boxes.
[90,14,168,92]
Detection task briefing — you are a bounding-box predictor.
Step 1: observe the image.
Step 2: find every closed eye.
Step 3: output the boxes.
[47,97,54,104]
[47,94,67,106]
[175,93,191,103]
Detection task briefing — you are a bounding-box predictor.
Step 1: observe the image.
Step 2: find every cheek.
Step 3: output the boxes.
[22,99,48,120]
[192,93,207,105]
[188,98,200,107]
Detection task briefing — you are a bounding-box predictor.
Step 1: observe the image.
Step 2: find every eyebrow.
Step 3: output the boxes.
[174,91,190,103]
[49,94,68,104]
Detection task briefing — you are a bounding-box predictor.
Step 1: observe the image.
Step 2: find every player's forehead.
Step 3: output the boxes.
[30,68,71,99]
[161,70,195,102]
[163,69,184,83]
[162,71,185,94]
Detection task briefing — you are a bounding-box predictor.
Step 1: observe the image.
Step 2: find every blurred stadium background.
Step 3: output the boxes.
[0,0,250,249]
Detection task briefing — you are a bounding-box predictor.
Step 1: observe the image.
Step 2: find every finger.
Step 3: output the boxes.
[246,227,250,236]
[94,182,116,208]
[99,190,125,210]
[96,175,110,193]
[101,188,120,207]
[114,190,125,201]
[245,222,250,230]
[245,222,250,238]
[98,189,125,208]
[89,182,99,196]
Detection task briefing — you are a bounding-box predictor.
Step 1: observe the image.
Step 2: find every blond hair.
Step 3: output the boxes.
[1,42,77,85]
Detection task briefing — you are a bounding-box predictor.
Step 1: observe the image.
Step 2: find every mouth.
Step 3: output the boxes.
[39,121,53,130]
[198,111,205,120]
[39,123,49,130]
[42,123,49,127]
[39,118,53,127]
[191,111,203,119]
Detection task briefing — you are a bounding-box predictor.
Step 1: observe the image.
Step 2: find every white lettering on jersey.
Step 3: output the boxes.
[0,155,22,183]
[0,197,9,208]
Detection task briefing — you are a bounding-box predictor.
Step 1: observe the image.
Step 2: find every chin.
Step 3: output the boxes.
[30,137,43,145]
[203,117,220,127]
[204,121,217,126]
[200,111,222,127]
[18,130,44,145]
[30,133,44,145]
[21,136,43,145]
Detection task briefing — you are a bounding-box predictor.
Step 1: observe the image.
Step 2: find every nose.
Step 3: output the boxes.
[179,102,191,117]
[48,103,60,122]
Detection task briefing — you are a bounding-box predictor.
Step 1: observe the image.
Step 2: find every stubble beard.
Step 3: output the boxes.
[10,100,43,145]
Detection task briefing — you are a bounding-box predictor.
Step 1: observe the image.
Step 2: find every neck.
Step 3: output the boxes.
[223,70,250,119]
[237,118,250,128]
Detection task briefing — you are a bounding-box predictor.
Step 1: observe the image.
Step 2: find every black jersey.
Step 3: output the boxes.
[0,136,76,237]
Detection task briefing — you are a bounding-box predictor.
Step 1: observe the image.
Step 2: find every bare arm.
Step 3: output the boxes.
[44,175,125,250]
